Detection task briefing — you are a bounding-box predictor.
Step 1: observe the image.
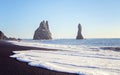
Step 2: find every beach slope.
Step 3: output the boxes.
[0,41,77,75]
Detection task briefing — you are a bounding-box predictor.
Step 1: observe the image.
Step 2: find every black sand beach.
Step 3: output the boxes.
[0,41,77,75]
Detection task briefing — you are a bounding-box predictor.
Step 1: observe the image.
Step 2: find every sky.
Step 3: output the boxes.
[0,0,120,39]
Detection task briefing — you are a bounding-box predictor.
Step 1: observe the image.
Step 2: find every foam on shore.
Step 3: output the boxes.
[9,40,120,75]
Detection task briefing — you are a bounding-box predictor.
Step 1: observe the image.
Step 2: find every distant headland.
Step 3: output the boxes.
[0,31,21,41]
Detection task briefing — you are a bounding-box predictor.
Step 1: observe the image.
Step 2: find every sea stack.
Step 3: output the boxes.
[76,23,84,39]
[33,20,52,40]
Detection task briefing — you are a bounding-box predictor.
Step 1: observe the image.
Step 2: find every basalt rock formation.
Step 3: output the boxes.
[33,20,52,40]
[0,31,7,40]
[76,23,84,39]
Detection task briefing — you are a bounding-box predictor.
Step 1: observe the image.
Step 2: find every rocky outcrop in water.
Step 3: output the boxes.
[33,20,52,40]
[76,23,84,39]
[0,31,7,40]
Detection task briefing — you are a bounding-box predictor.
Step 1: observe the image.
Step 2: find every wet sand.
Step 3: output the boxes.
[0,41,77,75]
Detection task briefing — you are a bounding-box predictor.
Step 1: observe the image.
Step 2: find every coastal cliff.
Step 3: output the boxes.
[0,31,20,40]
[0,31,7,40]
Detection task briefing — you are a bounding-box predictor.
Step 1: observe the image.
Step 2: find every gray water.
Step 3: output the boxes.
[23,38,120,47]
[11,38,120,75]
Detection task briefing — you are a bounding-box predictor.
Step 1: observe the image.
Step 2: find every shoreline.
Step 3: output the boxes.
[0,40,77,75]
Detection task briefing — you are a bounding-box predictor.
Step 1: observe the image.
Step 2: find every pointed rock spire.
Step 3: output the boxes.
[33,20,52,40]
[76,23,84,39]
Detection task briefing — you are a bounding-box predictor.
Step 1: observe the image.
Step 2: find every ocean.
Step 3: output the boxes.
[9,38,120,75]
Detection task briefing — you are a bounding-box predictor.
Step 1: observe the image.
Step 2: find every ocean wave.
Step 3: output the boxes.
[9,40,120,75]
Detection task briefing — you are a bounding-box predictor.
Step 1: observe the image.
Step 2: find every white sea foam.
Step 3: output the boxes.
[9,40,120,75]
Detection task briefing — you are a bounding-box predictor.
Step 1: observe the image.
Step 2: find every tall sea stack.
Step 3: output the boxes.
[33,20,52,40]
[76,23,84,39]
